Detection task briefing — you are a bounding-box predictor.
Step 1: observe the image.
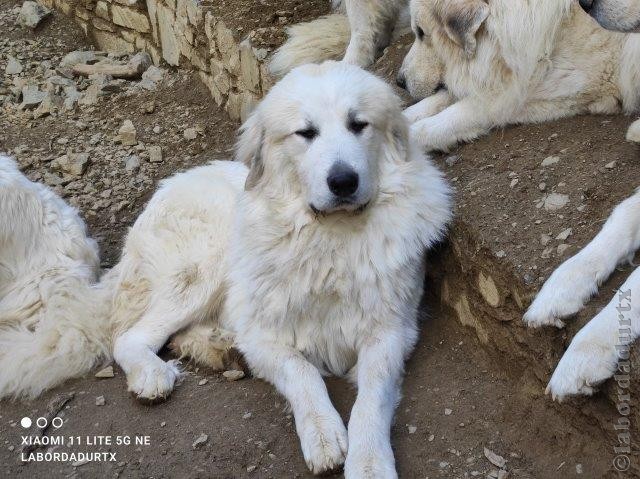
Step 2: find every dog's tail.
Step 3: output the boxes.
[269,14,351,78]
[0,279,114,400]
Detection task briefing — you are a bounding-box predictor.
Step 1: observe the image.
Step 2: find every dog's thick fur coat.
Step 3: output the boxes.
[1,63,452,477]
[0,156,110,399]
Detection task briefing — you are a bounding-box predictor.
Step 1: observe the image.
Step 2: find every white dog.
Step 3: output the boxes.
[398,0,640,152]
[270,0,410,76]
[2,63,452,477]
[525,0,640,401]
[0,156,110,399]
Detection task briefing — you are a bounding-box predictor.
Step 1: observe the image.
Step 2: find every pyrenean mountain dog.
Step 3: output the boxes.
[398,0,640,151]
[525,0,640,402]
[1,62,452,478]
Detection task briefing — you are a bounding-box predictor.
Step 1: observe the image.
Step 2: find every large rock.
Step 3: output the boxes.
[157,4,179,66]
[16,1,52,29]
[6,56,23,75]
[111,5,150,33]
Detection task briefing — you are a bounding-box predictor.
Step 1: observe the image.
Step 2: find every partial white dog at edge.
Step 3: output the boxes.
[0,157,110,399]
[0,62,452,478]
[269,0,410,76]
[525,0,640,402]
[398,0,640,151]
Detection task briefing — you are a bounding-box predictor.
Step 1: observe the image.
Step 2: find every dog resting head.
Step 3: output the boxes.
[237,61,409,216]
[399,0,489,99]
[580,0,640,32]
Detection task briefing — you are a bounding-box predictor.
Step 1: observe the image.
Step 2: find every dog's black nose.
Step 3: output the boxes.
[396,74,407,90]
[579,0,593,12]
[327,163,359,198]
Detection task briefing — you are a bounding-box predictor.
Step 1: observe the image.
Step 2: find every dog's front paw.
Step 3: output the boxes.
[524,257,600,328]
[297,408,348,475]
[546,331,618,401]
[344,442,397,479]
[127,359,182,401]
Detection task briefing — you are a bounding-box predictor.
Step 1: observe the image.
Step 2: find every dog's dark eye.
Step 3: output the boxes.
[348,119,369,134]
[416,26,425,41]
[295,127,318,140]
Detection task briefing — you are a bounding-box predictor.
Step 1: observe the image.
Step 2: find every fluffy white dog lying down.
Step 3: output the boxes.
[1,62,452,477]
[398,0,640,151]
[523,0,640,402]
[271,0,640,152]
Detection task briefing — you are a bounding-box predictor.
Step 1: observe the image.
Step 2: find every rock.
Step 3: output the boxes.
[111,5,150,33]
[543,193,569,211]
[540,234,552,246]
[444,408,452,416]
[95,395,105,406]
[541,156,560,167]
[626,119,640,143]
[555,228,572,241]
[407,425,417,434]
[509,178,519,188]
[192,433,208,449]
[6,56,23,75]
[246,465,257,473]
[445,155,460,167]
[557,243,571,256]
[138,65,165,90]
[95,366,114,378]
[183,128,198,140]
[32,91,61,118]
[16,1,51,29]
[60,51,105,68]
[604,160,616,169]
[222,369,245,381]
[147,145,162,163]
[124,155,140,172]
[52,153,90,177]
[157,4,180,66]
[20,85,47,109]
[242,412,252,419]
[198,378,208,386]
[483,447,506,469]
[117,119,137,146]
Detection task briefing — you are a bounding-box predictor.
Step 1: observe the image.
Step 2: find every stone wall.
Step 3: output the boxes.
[40,0,272,121]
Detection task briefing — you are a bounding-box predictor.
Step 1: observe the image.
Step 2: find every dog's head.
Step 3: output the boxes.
[237,61,409,216]
[398,0,489,99]
[580,0,640,32]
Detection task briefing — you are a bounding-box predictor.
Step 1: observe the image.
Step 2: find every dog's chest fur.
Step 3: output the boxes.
[225,161,450,376]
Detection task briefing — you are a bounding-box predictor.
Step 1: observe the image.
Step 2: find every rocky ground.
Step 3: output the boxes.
[0,1,638,478]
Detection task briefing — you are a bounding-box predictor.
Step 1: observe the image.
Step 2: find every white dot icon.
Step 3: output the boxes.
[20,417,32,428]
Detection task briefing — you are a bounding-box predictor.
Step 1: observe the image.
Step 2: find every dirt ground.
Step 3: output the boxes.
[0,2,638,478]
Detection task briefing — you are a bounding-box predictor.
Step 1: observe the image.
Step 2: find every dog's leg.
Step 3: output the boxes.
[240,338,348,474]
[343,0,402,67]
[344,333,405,479]
[113,296,198,401]
[409,96,507,152]
[546,266,640,401]
[525,190,640,327]
[403,90,454,123]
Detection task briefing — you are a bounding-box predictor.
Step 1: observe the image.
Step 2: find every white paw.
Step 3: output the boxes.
[524,257,600,328]
[546,331,618,401]
[403,102,428,123]
[127,359,182,401]
[296,408,348,475]
[344,442,397,479]
[409,120,459,153]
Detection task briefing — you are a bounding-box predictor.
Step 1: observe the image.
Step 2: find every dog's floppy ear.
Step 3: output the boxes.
[438,0,489,57]
[236,111,265,190]
[383,113,410,163]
